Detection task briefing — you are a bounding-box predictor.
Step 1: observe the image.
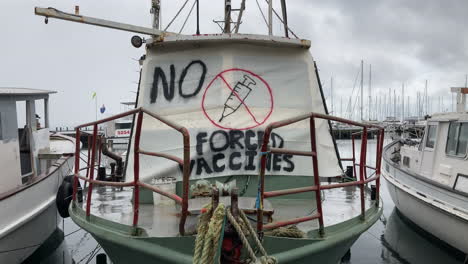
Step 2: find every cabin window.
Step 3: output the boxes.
[403,156,410,167]
[425,125,437,148]
[116,123,132,130]
[446,122,468,157]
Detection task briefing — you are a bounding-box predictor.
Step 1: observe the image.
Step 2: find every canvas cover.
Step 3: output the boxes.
[125,41,342,182]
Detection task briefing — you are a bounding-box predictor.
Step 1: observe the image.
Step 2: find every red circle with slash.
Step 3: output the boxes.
[201,68,274,130]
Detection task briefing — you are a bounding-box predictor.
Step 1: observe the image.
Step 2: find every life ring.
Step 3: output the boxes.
[56,175,82,218]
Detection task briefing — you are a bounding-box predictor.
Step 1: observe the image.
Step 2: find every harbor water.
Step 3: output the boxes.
[24,139,464,264]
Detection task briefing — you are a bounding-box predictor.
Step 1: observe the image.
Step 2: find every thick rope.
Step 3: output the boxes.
[264,225,305,238]
[193,204,226,264]
[226,210,259,263]
[239,210,268,256]
[193,205,212,264]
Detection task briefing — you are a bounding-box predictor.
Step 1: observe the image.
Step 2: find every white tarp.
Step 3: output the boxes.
[126,42,342,182]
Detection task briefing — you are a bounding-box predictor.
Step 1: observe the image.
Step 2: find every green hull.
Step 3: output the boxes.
[70,203,381,264]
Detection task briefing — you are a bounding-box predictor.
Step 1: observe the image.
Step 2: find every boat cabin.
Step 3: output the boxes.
[398,88,468,194]
[0,88,54,193]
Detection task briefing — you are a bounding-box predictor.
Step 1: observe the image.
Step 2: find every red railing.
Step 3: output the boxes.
[257,113,384,235]
[72,109,384,237]
[72,107,191,235]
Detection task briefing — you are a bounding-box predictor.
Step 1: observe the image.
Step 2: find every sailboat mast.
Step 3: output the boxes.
[331,76,334,115]
[425,80,428,115]
[368,64,372,121]
[401,83,404,122]
[360,60,364,121]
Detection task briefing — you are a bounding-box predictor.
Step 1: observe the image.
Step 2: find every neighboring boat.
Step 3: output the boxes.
[0,88,75,263]
[36,2,384,263]
[103,101,135,150]
[382,87,468,257]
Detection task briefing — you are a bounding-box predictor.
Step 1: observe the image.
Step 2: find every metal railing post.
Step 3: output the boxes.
[352,134,357,179]
[375,129,384,206]
[310,117,324,236]
[86,135,91,178]
[133,111,144,229]
[257,127,272,232]
[72,128,81,203]
[86,124,99,218]
[359,128,368,219]
[179,127,191,236]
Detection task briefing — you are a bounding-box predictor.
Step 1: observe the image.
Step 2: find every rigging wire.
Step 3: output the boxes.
[164,0,191,31]
[262,0,299,38]
[345,67,361,119]
[179,0,197,34]
[255,0,269,27]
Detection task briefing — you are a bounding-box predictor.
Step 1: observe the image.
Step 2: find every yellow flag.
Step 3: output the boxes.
[91,92,97,99]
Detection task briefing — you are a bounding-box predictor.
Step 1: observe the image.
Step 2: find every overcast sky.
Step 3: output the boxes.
[1,0,467,127]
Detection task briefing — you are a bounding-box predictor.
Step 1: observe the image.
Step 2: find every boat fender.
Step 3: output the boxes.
[56,175,82,218]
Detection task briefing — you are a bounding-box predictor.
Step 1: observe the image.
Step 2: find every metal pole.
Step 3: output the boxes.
[224,0,231,33]
[280,0,289,37]
[310,117,325,236]
[360,60,364,121]
[72,128,81,202]
[268,0,273,35]
[44,97,49,128]
[331,76,334,115]
[368,64,371,121]
[196,0,200,34]
[86,124,99,218]
[401,83,404,122]
[133,112,144,228]
[234,0,246,33]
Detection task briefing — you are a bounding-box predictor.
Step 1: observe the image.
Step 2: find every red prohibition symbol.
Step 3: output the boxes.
[201,68,274,130]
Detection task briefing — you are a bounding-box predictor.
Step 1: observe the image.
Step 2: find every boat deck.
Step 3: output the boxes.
[81,184,374,237]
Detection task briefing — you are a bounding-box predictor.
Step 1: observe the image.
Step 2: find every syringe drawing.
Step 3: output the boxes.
[219,74,257,122]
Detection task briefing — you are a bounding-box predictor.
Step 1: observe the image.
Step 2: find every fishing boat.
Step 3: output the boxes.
[36,2,384,263]
[0,88,74,263]
[382,87,468,258]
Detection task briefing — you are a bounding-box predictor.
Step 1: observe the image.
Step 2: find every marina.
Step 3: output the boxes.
[0,0,467,263]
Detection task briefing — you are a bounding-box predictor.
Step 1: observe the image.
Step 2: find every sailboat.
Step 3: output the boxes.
[36,1,384,263]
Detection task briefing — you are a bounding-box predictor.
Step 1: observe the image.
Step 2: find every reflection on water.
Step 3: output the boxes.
[24,141,466,263]
[22,229,72,264]
[381,209,464,264]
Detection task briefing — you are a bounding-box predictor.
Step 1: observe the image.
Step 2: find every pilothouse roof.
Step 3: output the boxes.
[0,87,56,100]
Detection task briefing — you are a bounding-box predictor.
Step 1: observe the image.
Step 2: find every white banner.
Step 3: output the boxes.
[126,43,342,182]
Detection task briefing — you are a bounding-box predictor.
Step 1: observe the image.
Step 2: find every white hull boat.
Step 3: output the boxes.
[382,87,468,257]
[0,88,75,263]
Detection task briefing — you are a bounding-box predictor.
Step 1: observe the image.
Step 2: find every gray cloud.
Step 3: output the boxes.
[1,0,466,125]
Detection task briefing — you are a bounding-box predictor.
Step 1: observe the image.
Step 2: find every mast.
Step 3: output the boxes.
[268,0,273,35]
[425,80,428,115]
[393,89,396,118]
[360,60,364,121]
[368,64,372,121]
[224,0,231,33]
[340,96,343,117]
[151,0,161,29]
[330,76,334,115]
[280,0,289,37]
[401,83,404,122]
